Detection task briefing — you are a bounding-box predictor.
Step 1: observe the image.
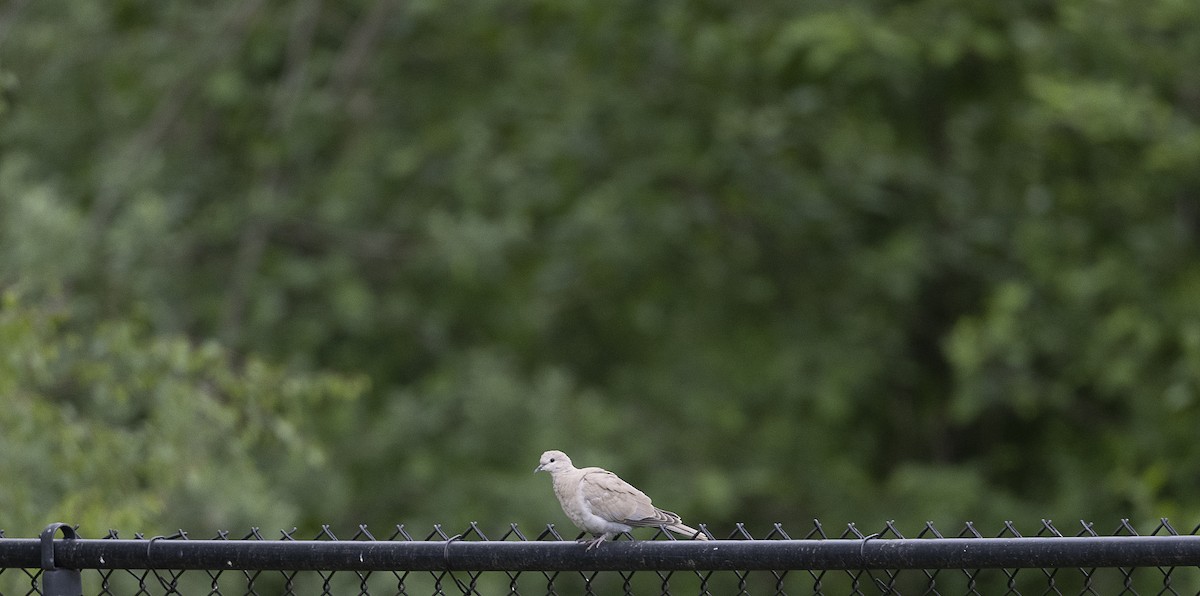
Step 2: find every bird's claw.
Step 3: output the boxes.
[580,536,606,550]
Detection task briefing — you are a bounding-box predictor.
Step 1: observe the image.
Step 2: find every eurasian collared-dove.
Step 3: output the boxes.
[534,450,708,549]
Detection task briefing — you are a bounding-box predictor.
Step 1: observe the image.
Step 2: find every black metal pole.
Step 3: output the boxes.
[39,523,82,596]
[3,535,1200,572]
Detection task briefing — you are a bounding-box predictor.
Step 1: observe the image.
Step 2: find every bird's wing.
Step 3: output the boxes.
[579,468,679,527]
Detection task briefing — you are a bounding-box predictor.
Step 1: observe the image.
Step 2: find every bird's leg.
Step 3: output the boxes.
[582,534,611,550]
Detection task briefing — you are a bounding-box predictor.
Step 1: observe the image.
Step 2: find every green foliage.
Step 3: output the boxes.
[1,0,1200,538]
[0,290,365,535]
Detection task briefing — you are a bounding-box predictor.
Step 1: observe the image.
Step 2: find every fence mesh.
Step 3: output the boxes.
[4,519,1200,595]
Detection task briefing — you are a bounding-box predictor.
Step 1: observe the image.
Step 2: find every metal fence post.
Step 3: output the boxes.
[40,523,82,596]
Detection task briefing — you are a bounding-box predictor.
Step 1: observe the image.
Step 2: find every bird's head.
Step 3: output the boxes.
[534,450,572,474]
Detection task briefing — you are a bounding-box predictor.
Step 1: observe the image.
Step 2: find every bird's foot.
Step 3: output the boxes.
[580,535,607,550]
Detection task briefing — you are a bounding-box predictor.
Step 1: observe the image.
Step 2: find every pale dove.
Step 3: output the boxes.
[534,450,708,549]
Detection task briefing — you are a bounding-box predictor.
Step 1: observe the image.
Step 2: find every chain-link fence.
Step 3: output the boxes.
[4,519,1200,595]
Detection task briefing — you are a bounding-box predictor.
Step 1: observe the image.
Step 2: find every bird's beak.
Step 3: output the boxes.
[533,463,544,473]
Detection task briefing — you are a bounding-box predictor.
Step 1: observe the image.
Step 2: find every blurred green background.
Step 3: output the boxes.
[2,0,1200,541]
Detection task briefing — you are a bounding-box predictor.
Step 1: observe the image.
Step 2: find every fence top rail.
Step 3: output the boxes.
[5,533,1200,572]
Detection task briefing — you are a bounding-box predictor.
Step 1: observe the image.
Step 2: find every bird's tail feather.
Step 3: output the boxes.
[664,523,709,540]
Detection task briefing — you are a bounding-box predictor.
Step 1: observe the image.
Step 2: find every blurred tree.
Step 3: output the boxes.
[1,0,1199,537]
[0,288,365,536]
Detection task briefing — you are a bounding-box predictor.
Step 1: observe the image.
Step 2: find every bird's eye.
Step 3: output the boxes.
[549,458,556,462]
